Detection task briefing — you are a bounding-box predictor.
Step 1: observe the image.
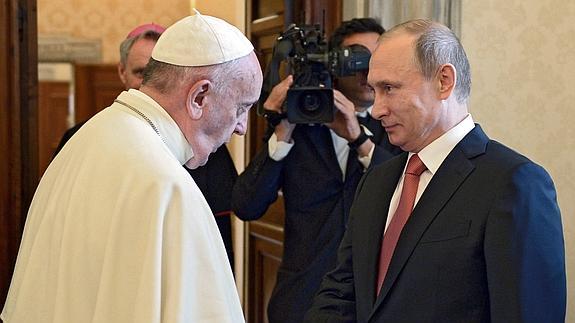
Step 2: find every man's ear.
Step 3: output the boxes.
[117,63,127,87]
[186,79,212,120]
[437,63,456,100]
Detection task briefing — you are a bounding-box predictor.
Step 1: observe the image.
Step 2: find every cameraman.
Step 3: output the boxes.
[232,18,401,323]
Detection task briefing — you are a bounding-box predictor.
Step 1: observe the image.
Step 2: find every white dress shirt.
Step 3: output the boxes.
[268,108,375,179]
[384,114,475,232]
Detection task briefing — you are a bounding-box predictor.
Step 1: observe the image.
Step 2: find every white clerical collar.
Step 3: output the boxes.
[120,89,194,165]
[416,114,475,176]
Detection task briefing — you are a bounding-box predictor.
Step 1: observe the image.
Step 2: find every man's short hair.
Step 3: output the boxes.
[383,19,471,104]
[119,30,162,66]
[141,58,244,97]
[329,17,385,50]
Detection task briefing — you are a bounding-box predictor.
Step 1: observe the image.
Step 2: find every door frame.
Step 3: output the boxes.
[0,0,38,309]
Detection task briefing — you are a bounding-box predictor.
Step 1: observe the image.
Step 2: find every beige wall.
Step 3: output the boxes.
[462,1,574,320]
[38,0,188,63]
[37,0,244,63]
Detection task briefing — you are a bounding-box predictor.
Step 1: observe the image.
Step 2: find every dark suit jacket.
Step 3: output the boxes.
[232,117,401,323]
[305,125,566,323]
[54,121,238,268]
[185,146,237,269]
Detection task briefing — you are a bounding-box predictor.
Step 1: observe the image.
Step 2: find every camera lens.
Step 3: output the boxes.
[287,87,334,123]
[302,94,321,112]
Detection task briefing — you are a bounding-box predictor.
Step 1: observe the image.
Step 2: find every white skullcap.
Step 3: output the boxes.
[151,9,254,66]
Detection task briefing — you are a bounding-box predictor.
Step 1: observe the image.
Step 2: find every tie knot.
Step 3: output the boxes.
[405,154,427,176]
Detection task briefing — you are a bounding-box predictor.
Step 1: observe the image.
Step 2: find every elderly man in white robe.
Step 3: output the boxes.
[1,11,262,323]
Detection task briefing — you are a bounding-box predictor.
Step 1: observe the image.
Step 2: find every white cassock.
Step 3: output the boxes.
[1,89,244,323]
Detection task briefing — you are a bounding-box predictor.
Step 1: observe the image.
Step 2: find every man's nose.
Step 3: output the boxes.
[371,95,389,120]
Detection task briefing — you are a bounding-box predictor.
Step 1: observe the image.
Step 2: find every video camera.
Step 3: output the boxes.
[258,23,372,124]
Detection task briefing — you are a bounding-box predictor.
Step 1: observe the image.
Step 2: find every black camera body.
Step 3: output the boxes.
[259,23,371,124]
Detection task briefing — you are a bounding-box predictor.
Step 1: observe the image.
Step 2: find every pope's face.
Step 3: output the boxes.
[185,53,263,169]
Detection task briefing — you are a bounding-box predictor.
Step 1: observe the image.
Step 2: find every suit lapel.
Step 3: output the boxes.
[371,125,489,316]
[355,154,407,309]
[344,148,361,180]
[363,116,384,141]
[310,115,384,181]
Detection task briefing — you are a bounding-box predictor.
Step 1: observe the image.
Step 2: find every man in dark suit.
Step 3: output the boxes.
[185,148,237,268]
[232,18,401,323]
[304,19,566,323]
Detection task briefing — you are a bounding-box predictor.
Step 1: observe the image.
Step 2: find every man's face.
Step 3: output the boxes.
[185,53,263,169]
[368,34,443,153]
[118,38,156,90]
[335,32,381,111]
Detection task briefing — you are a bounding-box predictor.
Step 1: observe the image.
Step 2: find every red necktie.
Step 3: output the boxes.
[376,154,427,295]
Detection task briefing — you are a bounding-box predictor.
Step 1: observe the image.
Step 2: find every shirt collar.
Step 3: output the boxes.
[355,106,373,118]
[414,114,475,175]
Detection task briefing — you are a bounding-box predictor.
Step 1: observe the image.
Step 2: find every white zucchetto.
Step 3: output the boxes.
[152,9,254,67]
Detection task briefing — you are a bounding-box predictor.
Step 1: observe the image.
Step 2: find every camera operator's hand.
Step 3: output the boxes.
[264,75,296,143]
[326,90,374,157]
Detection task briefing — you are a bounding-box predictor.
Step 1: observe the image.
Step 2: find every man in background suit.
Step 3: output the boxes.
[54,22,237,268]
[305,19,566,322]
[232,18,401,323]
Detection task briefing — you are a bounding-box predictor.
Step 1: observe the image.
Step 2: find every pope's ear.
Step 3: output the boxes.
[186,79,212,120]
[437,63,456,100]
